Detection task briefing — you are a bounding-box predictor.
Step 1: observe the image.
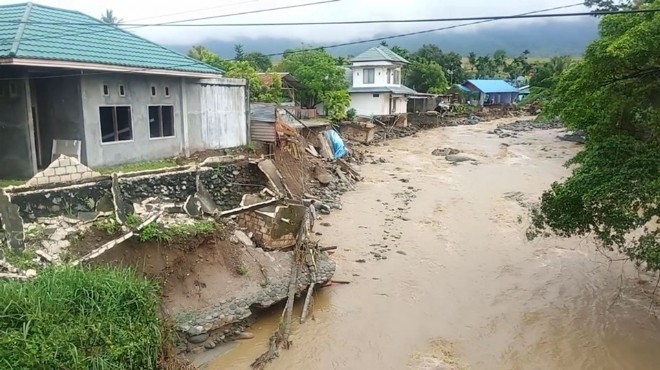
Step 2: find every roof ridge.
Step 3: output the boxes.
[56,6,224,73]
[9,2,33,56]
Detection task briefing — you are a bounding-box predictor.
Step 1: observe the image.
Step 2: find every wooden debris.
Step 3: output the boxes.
[317,133,334,160]
[301,246,317,324]
[306,145,319,157]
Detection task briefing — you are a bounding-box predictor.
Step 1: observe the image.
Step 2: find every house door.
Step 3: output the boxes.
[199,82,248,148]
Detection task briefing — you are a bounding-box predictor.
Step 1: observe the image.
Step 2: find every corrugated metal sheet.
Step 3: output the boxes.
[251,121,276,142]
[251,103,276,122]
[200,84,248,148]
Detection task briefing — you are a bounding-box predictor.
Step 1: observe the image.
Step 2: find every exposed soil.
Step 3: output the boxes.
[88,227,247,313]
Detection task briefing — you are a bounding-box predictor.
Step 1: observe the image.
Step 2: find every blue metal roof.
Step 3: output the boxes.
[466,80,518,93]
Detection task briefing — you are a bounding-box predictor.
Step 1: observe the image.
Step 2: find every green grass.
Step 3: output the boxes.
[138,220,216,243]
[0,266,165,369]
[1,246,38,270]
[0,179,26,188]
[97,159,178,175]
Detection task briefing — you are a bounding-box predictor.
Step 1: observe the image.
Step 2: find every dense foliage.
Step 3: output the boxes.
[406,60,448,93]
[0,267,164,369]
[277,48,347,108]
[525,56,574,103]
[188,46,282,103]
[529,1,660,270]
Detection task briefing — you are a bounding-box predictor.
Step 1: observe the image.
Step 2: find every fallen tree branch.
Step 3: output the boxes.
[252,213,309,369]
[301,247,318,324]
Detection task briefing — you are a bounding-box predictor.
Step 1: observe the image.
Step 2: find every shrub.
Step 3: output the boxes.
[0,267,163,369]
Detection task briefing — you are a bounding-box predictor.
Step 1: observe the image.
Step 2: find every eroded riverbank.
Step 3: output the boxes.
[206,117,660,370]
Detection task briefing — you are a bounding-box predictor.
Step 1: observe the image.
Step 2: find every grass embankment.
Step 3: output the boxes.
[97,159,179,175]
[0,267,177,369]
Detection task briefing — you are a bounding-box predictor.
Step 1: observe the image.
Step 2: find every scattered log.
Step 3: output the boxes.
[301,248,317,324]
[320,246,338,252]
[306,145,319,157]
[330,280,351,285]
[252,214,309,369]
[317,133,334,160]
[72,211,163,266]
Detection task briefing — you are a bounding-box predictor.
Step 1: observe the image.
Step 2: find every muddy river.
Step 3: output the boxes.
[205,118,660,370]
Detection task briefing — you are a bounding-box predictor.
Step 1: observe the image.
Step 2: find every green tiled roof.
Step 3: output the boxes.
[0,2,222,75]
[351,46,409,64]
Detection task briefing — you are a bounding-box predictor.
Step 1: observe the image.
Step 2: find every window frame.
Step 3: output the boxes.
[393,69,401,85]
[164,86,170,97]
[151,85,157,97]
[102,84,110,96]
[98,105,134,145]
[148,104,176,140]
[118,84,126,97]
[363,68,375,84]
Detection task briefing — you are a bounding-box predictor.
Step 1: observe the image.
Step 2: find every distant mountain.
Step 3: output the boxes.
[168,18,599,59]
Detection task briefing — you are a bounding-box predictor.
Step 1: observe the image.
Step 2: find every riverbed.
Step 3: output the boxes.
[205,117,660,370]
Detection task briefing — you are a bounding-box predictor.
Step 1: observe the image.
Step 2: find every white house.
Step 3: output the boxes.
[347,46,417,116]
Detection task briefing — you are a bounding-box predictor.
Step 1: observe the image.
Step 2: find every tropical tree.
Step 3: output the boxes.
[411,44,467,83]
[243,52,272,72]
[405,60,448,93]
[278,48,347,108]
[100,9,122,25]
[528,1,660,270]
[234,44,245,61]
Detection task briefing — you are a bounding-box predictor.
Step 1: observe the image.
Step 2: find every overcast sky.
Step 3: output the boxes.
[2,0,589,45]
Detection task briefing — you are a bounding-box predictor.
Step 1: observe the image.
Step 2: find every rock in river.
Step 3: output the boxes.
[445,154,477,163]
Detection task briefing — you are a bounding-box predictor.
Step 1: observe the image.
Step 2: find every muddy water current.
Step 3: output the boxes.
[205,118,660,370]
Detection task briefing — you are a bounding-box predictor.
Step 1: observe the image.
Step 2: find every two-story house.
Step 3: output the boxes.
[347,46,417,116]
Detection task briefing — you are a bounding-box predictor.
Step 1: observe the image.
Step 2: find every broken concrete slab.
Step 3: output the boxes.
[234,230,255,248]
[184,195,203,218]
[0,189,25,252]
[196,174,220,215]
[257,160,290,198]
[314,166,334,186]
[111,174,133,224]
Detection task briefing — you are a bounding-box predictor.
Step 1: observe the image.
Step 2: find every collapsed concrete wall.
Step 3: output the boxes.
[6,161,268,221]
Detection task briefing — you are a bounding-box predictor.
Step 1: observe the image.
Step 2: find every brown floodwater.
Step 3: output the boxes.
[204,118,660,370]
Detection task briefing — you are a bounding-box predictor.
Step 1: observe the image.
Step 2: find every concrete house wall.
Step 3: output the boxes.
[351,61,403,89]
[0,73,35,179]
[34,76,85,166]
[80,73,185,168]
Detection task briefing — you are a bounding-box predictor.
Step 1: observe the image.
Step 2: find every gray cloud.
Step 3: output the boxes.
[2,0,588,45]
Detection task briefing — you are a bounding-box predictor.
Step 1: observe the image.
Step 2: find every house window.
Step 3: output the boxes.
[363,68,375,84]
[387,69,392,84]
[393,70,401,85]
[164,86,170,97]
[149,105,175,138]
[102,84,109,96]
[373,94,380,98]
[99,106,133,143]
[151,86,157,96]
[118,84,126,97]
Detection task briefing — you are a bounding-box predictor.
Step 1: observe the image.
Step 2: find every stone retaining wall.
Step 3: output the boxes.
[7,162,268,220]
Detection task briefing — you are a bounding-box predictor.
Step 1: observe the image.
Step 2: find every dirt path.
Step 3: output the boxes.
[207,117,660,370]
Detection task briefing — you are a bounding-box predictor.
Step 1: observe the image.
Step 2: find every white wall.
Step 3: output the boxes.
[393,97,408,114]
[352,62,403,88]
[350,93,390,116]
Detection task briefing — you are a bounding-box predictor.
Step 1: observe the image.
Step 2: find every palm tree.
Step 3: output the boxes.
[100,9,122,25]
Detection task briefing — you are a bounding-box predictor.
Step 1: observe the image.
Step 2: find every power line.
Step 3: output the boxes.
[127,0,264,23]
[0,0,340,46]
[259,3,588,57]
[5,7,659,27]
[4,6,659,27]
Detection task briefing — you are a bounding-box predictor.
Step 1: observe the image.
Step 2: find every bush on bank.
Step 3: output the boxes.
[0,266,165,369]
